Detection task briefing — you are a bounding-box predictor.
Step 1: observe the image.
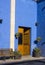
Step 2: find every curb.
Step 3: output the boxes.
[2,59,45,65]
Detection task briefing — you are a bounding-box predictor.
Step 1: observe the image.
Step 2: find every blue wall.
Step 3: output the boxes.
[0,0,10,48]
[15,0,37,55]
[0,0,43,56]
[37,1,45,56]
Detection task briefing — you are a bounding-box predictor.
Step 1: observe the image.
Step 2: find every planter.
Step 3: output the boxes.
[14,55,22,59]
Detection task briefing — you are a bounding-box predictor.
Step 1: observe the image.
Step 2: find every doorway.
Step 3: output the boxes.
[18,26,31,55]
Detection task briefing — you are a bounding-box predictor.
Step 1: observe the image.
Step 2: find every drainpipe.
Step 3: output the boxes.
[10,0,15,51]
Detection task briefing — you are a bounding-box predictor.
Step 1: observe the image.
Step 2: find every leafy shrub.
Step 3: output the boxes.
[34,48,40,53]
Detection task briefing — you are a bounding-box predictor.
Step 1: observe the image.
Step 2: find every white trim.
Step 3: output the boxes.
[10,0,15,51]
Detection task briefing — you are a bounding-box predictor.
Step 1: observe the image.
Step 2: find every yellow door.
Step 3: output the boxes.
[18,26,31,55]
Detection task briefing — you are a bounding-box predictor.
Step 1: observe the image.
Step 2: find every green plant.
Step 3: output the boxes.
[33,37,41,57]
[13,50,22,59]
[14,51,21,55]
[32,48,40,57]
[34,37,41,45]
[34,48,40,53]
[36,37,41,42]
[15,33,20,39]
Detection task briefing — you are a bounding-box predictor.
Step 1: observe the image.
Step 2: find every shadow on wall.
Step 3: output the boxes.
[40,42,45,57]
[41,42,45,46]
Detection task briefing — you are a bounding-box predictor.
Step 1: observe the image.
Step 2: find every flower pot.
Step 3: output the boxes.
[32,48,40,57]
[14,55,21,59]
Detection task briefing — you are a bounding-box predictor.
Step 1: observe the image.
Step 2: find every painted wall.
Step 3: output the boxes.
[37,1,45,56]
[0,0,38,56]
[0,0,10,48]
[15,0,37,55]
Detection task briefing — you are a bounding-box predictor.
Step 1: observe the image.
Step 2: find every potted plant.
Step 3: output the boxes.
[32,48,40,57]
[13,50,22,59]
[32,37,41,57]
[15,33,20,39]
[34,37,41,44]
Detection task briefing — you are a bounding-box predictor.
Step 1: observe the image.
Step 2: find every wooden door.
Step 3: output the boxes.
[18,26,31,55]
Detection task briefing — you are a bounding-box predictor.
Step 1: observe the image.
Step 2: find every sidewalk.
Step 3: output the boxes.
[0,55,45,64]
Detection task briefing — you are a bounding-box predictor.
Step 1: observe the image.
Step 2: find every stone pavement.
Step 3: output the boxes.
[0,55,45,65]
